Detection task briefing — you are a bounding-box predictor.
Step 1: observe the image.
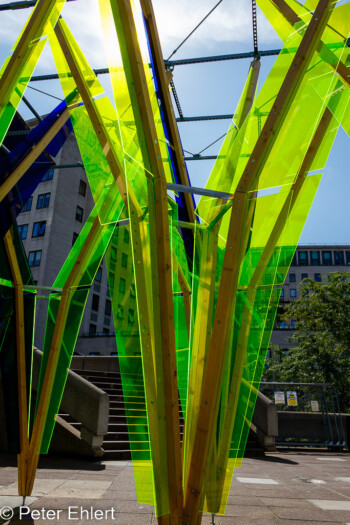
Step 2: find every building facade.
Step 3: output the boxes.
[17,132,350,356]
[270,245,350,349]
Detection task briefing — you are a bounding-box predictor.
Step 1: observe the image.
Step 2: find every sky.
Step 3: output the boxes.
[0,0,348,245]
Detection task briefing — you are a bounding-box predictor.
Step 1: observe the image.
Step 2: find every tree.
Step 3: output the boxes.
[263,272,350,412]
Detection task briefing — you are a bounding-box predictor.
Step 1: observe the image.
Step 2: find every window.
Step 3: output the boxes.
[290,289,297,298]
[346,251,350,265]
[79,179,87,196]
[32,221,46,237]
[314,273,321,282]
[289,273,296,283]
[310,250,320,266]
[18,224,28,240]
[121,252,128,268]
[41,168,54,181]
[103,328,109,335]
[298,251,308,266]
[128,308,135,325]
[322,251,332,266]
[334,250,344,266]
[89,323,97,336]
[21,197,33,212]
[123,229,130,244]
[117,304,124,319]
[28,250,42,267]
[36,193,50,209]
[91,293,100,311]
[131,283,136,297]
[95,267,102,282]
[111,247,117,261]
[279,320,286,329]
[72,232,79,246]
[280,288,284,298]
[119,277,126,294]
[105,299,111,317]
[301,273,308,280]
[75,205,83,222]
[291,320,296,329]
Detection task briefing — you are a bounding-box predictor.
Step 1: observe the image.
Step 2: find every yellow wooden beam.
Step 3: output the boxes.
[214,106,334,502]
[111,0,183,520]
[271,0,350,89]
[0,108,70,202]
[55,19,169,516]
[183,2,334,522]
[3,230,30,496]
[0,0,65,121]
[139,0,196,225]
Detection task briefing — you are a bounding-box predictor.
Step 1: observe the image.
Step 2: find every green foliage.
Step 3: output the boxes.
[263,272,350,411]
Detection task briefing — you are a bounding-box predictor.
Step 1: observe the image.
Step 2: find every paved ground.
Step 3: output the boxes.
[0,451,349,524]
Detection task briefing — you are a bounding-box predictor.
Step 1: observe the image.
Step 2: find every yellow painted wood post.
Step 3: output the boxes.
[183,2,334,522]
[0,0,66,123]
[55,18,171,517]
[112,1,184,520]
[139,0,196,225]
[3,230,30,496]
[214,106,334,499]
[271,0,350,89]
[0,108,71,202]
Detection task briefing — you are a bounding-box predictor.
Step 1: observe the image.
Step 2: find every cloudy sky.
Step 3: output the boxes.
[0,0,348,244]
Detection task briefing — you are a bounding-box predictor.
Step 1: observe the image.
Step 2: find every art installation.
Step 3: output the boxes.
[0,0,349,523]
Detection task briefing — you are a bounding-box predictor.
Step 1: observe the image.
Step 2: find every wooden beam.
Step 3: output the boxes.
[183,1,334,522]
[3,229,30,496]
[272,0,350,89]
[139,0,196,225]
[0,108,70,202]
[112,1,183,521]
[0,0,66,135]
[214,105,334,502]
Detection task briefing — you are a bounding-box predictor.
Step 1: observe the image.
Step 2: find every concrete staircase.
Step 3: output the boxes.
[60,367,266,460]
[66,369,137,459]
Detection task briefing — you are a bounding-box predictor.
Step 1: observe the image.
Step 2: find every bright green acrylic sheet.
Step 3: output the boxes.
[256,0,350,137]
[0,0,66,146]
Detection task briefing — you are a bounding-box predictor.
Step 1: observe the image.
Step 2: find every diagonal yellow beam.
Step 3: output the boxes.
[0,107,72,203]
[183,1,335,522]
[111,0,183,521]
[271,0,350,89]
[0,0,66,140]
[214,105,334,508]
[139,0,196,225]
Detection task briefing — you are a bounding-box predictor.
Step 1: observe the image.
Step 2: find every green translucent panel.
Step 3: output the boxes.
[0,40,45,145]
[257,0,350,138]
[104,226,155,503]
[48,25,129,210]
[0,0,65,145]
[197,61,257,223]
[38,288,90,452]
[99,0,176,187]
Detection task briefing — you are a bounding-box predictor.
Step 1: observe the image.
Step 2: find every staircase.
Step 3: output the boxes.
[59,367,264,460]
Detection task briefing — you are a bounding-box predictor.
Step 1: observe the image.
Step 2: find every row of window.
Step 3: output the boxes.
[21,178,87,215]
[291,250,350,267]
[21,193,51,212]
[18,221,46,240]
[288,272,322,283]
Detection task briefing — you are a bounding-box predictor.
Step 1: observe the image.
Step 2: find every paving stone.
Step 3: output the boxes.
[309,499,350,511]
[272,505,348,522]
[236,477,279,485]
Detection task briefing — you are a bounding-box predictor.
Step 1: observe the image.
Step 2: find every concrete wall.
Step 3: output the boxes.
[277,411,349,445]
